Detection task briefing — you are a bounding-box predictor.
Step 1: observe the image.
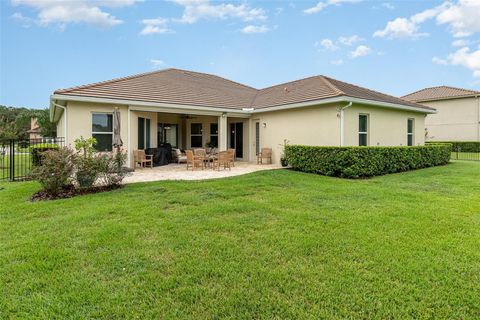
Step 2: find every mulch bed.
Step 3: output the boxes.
[31,184,123,201]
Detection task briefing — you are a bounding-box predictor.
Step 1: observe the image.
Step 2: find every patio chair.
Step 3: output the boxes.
[172,148,187,164]
[257,148,272,164]
[227,148,235,167]
[212,151,231,171]
[133,150,153,169]
[194,148,210,167]
[186,150,204,170]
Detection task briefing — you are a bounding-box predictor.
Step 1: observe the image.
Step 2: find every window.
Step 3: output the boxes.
[209,123,218,148]
[191,123,202,148]
[137,117,151,150]
[158,123,178,147]
[92,113,113,151]
[255,121,260,155]
[358,114,369,146]
[407,118,414,146]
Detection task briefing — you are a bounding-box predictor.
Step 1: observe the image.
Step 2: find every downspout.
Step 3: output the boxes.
[477,95,480,142]
[51,101,67,144]
[127,106,131,168]
[339,102,353,146]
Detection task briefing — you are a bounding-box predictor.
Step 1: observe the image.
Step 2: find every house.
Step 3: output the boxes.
[403,86,480,142]
[27,117,42,140]
[49,68,435,166]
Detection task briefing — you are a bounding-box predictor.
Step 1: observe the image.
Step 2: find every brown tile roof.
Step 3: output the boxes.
[253,75,432,110]
[55,68,257,110]
[54,68,433,111]
[402,86,480,102]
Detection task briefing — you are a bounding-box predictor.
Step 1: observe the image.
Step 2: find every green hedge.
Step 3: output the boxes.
[284,145,452,178]
[426,141,480,153]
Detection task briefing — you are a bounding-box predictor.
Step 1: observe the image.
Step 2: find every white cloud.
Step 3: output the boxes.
[11,12,33,27]
[373,17,428,39]
[338,35,363,46]
[150,59,165,69]
[11,0,141,28]
[241,25,269,34]
[381,2,394,10]
[171,0,266,24]
[350,45,372,58]
[436,0,480,37]
[374,0,480,39]
[316,35,363,51]
[330,59,344,65]
[432,45,480,78]
[452,39,471,47]
[432,56,448,65]
[304,0,361,14]
[447,46,480,77]
[316,38,338,51]
[140,18,172,35]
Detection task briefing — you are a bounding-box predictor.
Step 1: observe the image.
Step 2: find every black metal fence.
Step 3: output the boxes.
[0,137,65,181]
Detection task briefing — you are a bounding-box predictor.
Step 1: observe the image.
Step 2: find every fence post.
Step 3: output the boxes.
[9,140,15,181]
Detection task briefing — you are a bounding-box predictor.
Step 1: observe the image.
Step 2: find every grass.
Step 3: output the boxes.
[1,162,480,319]
[0,154,32,180]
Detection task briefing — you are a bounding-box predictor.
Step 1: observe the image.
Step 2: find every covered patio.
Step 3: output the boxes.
[124,162,280,183]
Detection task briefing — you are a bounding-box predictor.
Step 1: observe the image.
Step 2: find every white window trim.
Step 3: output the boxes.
[190,123,203,148]
[91,112,113,151]
[358,114,369,146]
[407,118,415,146]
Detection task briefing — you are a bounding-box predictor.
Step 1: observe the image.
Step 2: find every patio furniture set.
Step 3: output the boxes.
[133,147,273,171]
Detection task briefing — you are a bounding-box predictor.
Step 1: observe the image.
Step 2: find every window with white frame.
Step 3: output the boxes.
[191,123,203,148]
[358,114,369,146]
[407,118,414,146]
[92,113,113,151]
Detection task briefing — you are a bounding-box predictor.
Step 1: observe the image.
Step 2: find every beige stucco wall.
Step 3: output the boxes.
[64,101,129,151]
[253,103,427,164]
[60,100,429,167]
[421,97,480,141]
[343,105,425,147]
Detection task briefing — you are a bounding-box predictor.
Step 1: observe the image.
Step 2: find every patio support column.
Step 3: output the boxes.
[218,113,228,151]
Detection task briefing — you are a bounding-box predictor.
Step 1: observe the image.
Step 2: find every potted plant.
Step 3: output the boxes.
[279,139,289,167]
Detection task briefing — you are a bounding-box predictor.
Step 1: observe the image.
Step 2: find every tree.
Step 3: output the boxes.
[0,106,56,140]
[34,108,57,138]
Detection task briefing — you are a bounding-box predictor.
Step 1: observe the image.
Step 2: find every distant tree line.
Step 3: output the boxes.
[0,105,57,140]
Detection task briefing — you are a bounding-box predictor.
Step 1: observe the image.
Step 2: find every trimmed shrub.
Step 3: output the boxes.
[426,141,480,153]
[284,145,452,178]
[29,147,75,194]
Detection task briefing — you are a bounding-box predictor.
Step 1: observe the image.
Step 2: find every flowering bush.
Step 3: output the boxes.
[29,147,75,194]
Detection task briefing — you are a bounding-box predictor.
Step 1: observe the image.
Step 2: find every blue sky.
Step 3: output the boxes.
[1,0,479,109]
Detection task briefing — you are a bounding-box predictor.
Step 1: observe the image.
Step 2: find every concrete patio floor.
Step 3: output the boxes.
[124,162,281,183]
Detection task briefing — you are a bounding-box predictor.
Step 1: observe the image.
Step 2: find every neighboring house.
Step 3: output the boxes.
[49,68,435,166]
[27,117,42,140]
[403,86,480,142]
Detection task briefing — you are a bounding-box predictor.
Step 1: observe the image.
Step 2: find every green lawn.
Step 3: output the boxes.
[1,162,479,319]
[0,154,32,180]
